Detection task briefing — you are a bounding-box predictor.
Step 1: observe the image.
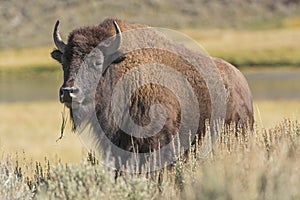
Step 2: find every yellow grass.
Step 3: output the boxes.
[0,46,57,69]
[254,100,300,128]
[0,101,84,163]
[0,100,299,163]
[181,28,300,66]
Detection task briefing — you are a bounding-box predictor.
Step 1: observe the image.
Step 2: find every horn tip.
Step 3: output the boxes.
[54,20,60,29]
[113,20,121,34]
[113,21,120,31]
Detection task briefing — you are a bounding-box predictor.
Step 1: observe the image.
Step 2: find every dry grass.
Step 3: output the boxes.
[0,46,56,69]
[254,100,300,129]
[0,100,299,163]
[0,101,83,163]
[0,100,299,199]
[1,114,299,199]
[182,28,300,66]
[182,119,300,200]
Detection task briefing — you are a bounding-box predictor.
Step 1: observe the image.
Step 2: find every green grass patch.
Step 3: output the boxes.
[0,65,60,76]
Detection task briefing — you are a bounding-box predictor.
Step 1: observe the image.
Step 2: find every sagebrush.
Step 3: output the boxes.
[1,119,300,199]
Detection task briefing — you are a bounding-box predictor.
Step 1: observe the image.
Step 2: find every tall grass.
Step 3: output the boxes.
[1,100,299,162]
[1,119,299,199]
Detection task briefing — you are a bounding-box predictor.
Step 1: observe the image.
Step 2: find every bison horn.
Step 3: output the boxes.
[103,21,122,55]
[53,20,66,53]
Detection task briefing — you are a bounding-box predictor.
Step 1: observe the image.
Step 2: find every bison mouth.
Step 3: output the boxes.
[63,101,72,108]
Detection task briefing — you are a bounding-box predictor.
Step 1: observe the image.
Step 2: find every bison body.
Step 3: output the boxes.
[51,18,253,171]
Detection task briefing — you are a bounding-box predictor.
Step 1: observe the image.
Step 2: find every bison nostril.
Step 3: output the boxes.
[60,87,79,103]
[62,87,79,94]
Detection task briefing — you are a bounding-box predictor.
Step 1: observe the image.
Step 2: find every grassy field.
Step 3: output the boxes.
[1,16,300,198]
[1,100,299,163]
[182,28,300,67]
[0,102,84,163]
[0,102,299,199]
[0,46,57,69]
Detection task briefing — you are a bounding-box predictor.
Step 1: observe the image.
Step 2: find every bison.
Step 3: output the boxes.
[51,18,253,172]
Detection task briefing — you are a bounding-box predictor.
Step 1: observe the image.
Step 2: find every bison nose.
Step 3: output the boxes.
[59,87,79,103]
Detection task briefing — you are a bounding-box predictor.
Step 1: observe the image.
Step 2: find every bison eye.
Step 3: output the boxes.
[90,60,103,69]
[90,58,103,67]
[95,61,103,66]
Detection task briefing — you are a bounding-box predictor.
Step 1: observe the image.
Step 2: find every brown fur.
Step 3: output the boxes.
[51,18,254,165]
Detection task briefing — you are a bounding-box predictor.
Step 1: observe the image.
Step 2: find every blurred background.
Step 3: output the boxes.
[0,0,300,163]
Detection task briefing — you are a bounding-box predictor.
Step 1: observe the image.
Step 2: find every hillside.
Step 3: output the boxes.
[1,0,300,49]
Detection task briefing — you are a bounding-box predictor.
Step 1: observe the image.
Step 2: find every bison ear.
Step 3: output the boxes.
[51,49,63,64]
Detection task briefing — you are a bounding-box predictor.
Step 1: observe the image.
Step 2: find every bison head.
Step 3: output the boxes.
[51,20,124,109]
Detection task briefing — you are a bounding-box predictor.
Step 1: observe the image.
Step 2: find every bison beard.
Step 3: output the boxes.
[51,18,254,171]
